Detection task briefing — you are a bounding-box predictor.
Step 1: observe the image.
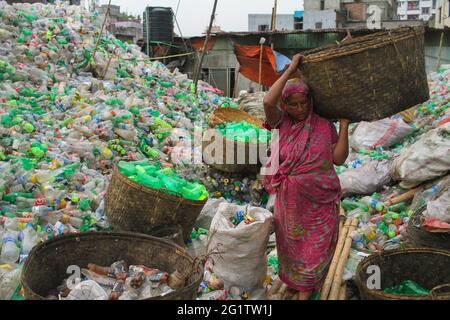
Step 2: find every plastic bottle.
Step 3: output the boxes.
[21,223,38,255]
[359,196,388,213]
[1,231,20,263]
[0,267,22,300]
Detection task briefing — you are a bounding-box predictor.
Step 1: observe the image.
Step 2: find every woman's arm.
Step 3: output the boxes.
[333,119,350,166]
[263,54,302,127]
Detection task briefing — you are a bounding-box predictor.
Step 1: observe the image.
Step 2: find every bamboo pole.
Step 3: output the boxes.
[328,219,358,300]
[320,219,352,300]
[384,186,424,206]
[436,31,444,70]
[193,0,219,94]
[258,43,263,90]
[338,281,347,300]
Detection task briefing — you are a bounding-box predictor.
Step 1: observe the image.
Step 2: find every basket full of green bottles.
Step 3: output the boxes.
[105,160,208,241]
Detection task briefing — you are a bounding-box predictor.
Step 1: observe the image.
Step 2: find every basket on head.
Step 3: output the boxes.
[299,27,429,122]
[105,167,206,242]
[355,248,450,300]
[21,232,203,300]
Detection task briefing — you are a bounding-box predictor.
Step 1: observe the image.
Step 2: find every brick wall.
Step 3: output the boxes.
[344,3,367,21]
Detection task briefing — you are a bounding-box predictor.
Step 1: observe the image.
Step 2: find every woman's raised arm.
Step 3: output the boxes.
[263,54,303,127]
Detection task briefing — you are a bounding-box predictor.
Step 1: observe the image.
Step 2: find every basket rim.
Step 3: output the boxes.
[21,231,202,300]
[301,26,424,64]
[111,166,207,205]
[355,247,450,300]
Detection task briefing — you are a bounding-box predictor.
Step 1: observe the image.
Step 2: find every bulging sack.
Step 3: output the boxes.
[207,202,273,294]
[350,118,414,151]
[339,159,392,197]
[391,123,450,188]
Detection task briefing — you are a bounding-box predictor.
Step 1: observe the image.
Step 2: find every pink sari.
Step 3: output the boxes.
[263,110,341,292]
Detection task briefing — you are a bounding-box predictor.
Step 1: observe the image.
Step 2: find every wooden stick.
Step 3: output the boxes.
[385,186,424,206]
[320,219,351,300]
[328,219,358,300]
[338,281,347,300]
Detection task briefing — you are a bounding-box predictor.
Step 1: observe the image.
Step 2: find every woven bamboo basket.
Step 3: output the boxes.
[299,27,429,122]
[203,108,268,174]
[407,206,450,250]
[21,232,204,300]
[105,167,206,242]
[355,248,450,300]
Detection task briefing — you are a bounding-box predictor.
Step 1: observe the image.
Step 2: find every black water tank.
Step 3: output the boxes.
[143,7,174,43]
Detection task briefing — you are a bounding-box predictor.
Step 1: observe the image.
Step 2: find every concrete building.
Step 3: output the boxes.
[429,0,450,27]
[248,14,295,31]
[303,0,345,29]
[397,0,437,21]
[110,21,143,44]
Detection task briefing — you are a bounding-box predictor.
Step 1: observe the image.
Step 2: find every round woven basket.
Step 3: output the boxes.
[203,107,268,174]
[21,232,204,300]
[300,27,429,122]
[105,167,206,242]
[355,248,450,300]
[407,206,450,250]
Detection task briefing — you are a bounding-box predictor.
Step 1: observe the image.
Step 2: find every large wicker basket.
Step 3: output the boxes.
[300,27,429,122]
[407,206,450,250]
[355,248,450,300]
[203,108,267,174]
[105,167,206,242]
[21,232,203,300]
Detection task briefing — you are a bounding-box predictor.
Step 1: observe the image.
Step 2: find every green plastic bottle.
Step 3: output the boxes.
[137,172,162,189]
[118,161,136,177]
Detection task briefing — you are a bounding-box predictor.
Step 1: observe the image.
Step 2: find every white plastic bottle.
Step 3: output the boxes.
[21,223,39,255]
[1,231,20,263]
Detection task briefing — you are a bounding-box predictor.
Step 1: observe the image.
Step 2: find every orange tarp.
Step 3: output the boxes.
[234,44,280,87]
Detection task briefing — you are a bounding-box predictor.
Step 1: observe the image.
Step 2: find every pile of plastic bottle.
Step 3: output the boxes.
[0,1,237,299]
[52,260,177,300]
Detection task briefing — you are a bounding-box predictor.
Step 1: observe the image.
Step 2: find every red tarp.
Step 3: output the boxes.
[234,44,280,87]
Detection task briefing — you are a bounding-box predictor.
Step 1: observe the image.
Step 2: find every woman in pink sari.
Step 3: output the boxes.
[263,54,350,300]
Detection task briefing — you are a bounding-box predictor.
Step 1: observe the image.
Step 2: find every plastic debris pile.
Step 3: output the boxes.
[51,260,178,300]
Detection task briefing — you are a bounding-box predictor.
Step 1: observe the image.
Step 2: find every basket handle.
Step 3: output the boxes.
[429,284,450,300]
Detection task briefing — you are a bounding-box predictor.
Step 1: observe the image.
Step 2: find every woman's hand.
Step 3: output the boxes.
[287,54,303,75]
[339,119,351,128]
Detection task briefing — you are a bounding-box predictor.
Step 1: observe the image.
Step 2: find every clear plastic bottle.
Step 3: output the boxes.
[1,231,20,263]
[0,267,22,300]
[21,223,39,255]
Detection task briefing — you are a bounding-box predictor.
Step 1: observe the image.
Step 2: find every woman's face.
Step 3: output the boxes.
[283,93,312,121]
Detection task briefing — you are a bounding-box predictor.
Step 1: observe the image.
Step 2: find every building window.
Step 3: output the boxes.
[315,22,323,29]
[432,0,437,9]
[407,14,420,20]
[320,0,325,10]
[439,8,442,23]
[422,7,430,14]
[407,1,419,10]
[258,24,269,32]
